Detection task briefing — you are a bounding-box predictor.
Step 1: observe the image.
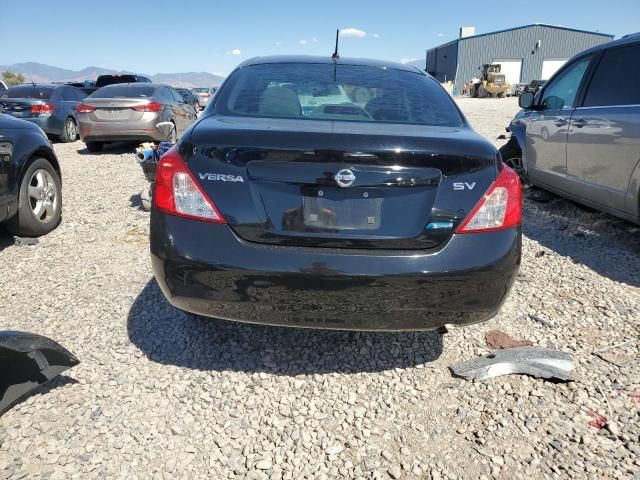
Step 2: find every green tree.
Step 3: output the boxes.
[2,71,25,87]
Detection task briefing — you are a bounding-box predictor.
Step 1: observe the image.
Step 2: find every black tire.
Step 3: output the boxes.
[86,141,104,153]
[499,138,527,182]
[6,158,62,237]
[60,117,78,143]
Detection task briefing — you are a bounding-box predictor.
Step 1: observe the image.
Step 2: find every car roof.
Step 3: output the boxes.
[576,33,640,57]
[240,55,423,74]
[98,83,165,88]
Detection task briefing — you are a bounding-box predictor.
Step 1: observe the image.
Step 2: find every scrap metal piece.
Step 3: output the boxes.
[450,346,574,382]
[0,331,79,416]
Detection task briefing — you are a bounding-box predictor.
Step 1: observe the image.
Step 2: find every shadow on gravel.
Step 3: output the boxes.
[0,228,14,253]
[77,141,138,155]
[522,187,640,287]
[127,279,443,374]
[5,376,78,415]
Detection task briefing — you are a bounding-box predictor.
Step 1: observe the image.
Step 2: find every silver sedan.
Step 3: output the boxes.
[77,83,197,152]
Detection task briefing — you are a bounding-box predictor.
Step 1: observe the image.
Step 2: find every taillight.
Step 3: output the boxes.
[202,93,210,98]
[132,102,162,112]
[456,165,522,234]
[76,103,96,113]
[31,104,55,116]
[153,147,225,223]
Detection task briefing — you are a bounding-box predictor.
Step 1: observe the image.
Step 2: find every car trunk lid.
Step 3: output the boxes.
[185,117,498,250]
[80,98,148,122]
[0,98,47,119]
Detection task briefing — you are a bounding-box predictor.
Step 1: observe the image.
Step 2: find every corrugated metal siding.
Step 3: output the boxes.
[454,25,612,91]
[426,42,458,82]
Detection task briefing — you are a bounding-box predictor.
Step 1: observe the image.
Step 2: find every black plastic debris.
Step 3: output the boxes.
[0,331,79,415]
[450,347,574,382]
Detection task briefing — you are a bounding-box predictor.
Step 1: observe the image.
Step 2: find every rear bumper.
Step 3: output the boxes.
[78,118,166,143]
[150,213,521,331]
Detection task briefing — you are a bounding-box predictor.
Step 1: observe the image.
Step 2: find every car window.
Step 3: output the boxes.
[161,87,175,102]
[583,43,640,107]
[1,86,54,99]
[73,88,87,101]
[192,88,209,93]
[216,63,463,127]
[90,85,156,98]
[61,88,76,101]
[541,57,591,110]
[169,88,184,103]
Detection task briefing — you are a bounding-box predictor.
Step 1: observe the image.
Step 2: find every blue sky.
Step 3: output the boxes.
[1,0,638,75]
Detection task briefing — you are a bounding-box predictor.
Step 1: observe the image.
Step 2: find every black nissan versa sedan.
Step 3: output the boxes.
[150,56,522,331]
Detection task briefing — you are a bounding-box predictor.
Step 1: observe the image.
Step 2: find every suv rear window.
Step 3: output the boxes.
[90,85,156,98]
[1,86,54,99]
[215,63,463,126]
[96,75,143,87]
[583,43,640,107]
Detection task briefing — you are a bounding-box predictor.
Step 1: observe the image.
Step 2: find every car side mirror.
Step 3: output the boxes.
[519,92,535,109]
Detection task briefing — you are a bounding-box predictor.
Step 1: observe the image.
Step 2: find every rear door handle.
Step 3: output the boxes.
[571,118,587,128]
[554,119,569,127]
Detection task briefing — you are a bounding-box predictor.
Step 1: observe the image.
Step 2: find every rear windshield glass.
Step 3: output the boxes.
[90,85,156,98]
[215,63,463,126]
[192,88,210,93]
[1,86,54,100]
[96,75,141,87]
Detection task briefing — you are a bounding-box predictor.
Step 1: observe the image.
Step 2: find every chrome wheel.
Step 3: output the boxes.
[28,169,58,224]
[65,118,78,141]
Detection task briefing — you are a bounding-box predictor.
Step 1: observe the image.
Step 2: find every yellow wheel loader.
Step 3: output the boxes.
[471,64,510,98]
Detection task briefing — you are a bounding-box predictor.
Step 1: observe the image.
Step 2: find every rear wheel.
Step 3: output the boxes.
[86,141,104,153]
[7,158,62,237]
[499,138,527,182]
[60,117,78,143]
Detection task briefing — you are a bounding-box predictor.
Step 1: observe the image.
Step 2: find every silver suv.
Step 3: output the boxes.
[501,33,640,224]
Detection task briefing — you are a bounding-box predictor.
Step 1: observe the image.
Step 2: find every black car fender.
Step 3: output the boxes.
[7,128,60,199]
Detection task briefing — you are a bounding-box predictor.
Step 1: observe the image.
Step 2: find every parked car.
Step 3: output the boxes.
[523,79,546,95]
[150,55,522,331]
[191,87,217,109]
[76,83,197,152]
[500,34,640,224]
[0,114,62,236]
[81,74,152,95]
[175,88,200,112]
[0,84,86,142]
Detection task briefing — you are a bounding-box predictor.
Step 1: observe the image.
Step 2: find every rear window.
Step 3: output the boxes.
[215,63,463,126]
[96,75,141,87]
[192,88,210,93]
[583,43,640,107]
[90,85,156,98]
[1,86,54,100]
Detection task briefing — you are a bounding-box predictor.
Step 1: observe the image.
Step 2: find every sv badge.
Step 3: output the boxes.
[453,182,476,191]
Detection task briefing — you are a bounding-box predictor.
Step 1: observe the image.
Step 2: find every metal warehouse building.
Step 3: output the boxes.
[426,24,613,93]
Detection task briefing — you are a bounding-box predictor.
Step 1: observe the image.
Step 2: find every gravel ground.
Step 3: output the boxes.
[0,97,638,480]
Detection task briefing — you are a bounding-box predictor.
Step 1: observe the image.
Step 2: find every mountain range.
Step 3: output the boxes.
[0,62,225,88]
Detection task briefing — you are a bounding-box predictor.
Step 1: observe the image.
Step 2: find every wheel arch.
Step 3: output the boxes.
[20,147,62,183]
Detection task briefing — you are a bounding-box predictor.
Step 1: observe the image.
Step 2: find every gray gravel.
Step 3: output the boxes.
[0,97,638,479]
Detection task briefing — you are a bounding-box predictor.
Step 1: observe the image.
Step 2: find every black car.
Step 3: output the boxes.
[150,56,522,331]
[524,79,546,94]
[0,114,62,236]
[175,88,200,112]
[0,84,86,142]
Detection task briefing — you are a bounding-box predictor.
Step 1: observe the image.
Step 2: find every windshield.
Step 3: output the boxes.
[1,86,54,100]
[90,85,156,98]
[215,63,462,126]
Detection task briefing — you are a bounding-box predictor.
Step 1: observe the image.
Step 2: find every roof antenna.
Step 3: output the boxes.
[332,29,340,60]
